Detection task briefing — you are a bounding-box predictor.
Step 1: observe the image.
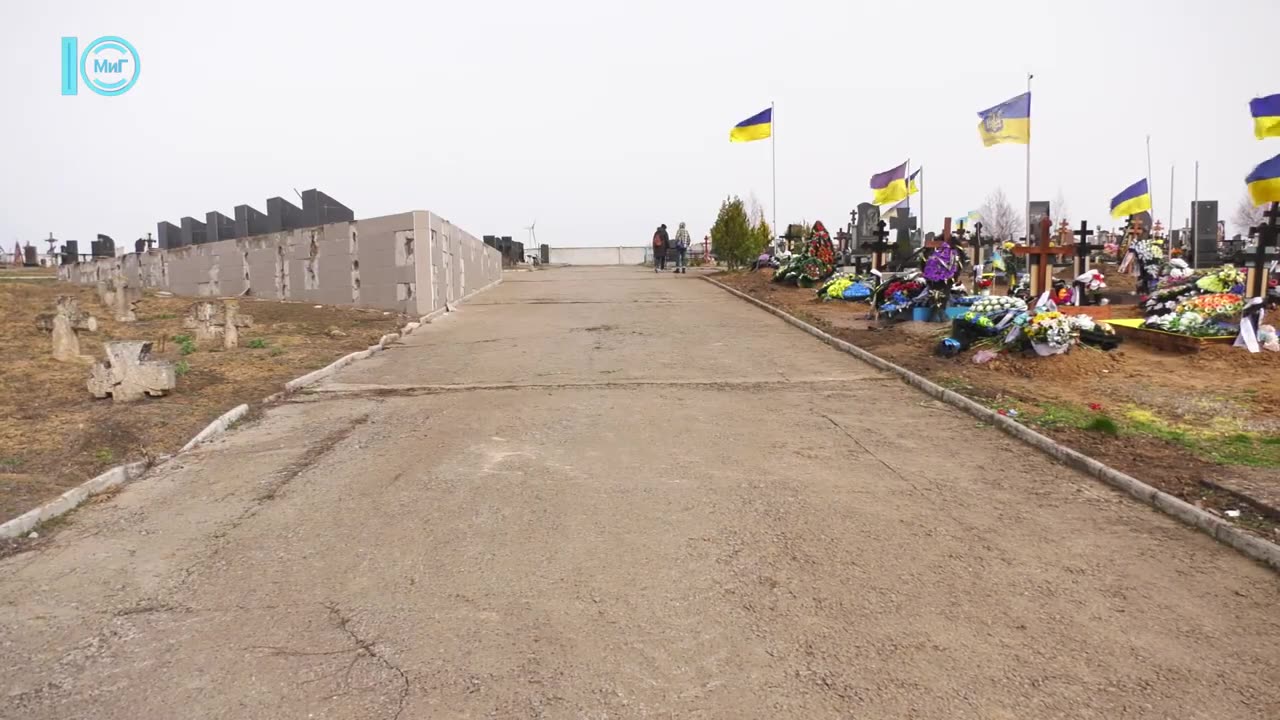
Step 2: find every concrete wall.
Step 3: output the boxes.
[548,246,650,265]
[59,210,502,316]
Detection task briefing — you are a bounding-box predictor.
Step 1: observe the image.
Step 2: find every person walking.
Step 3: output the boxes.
[652,224,670,272]
[673,222,690,274]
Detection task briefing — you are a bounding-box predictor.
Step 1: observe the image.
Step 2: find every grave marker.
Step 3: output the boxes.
[88,341,176,403]
[184,300,254,349]
[1247,202,1280,298]
[36,296,98,363]
[1072,220,1104,277]
[1012,216,1071,296]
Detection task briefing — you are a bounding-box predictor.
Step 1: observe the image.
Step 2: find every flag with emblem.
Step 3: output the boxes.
[977,92,1031,147]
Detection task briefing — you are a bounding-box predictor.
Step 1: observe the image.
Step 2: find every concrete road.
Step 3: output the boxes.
[2,267,1277,719]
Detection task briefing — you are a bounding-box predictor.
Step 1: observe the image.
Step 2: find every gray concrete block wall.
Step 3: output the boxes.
[59,209,502,316]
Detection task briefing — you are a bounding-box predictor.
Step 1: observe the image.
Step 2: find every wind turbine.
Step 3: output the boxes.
[525,220,537,248]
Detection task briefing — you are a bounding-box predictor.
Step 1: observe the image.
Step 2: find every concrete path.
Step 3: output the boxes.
[2,267,1277,719]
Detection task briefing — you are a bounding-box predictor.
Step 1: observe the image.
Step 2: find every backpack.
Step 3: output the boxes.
[653,231,663,248]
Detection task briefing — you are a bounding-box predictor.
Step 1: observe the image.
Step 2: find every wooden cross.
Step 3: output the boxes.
[862,220,893,271]
[925,217,954,249]
[1072,219,1103,278]
[1247,202,1280,298]
[1012,216,1072,297]
[1056,219,1072,246]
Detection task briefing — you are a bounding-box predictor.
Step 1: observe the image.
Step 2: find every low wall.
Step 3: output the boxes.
[548,246,650,266]
[59,211,502,315]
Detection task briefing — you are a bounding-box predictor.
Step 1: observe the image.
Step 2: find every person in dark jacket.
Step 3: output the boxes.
[652,224,670,271]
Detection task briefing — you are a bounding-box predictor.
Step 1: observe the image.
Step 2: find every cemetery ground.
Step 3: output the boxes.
[0,278,408,527]
[717,267,1280,543]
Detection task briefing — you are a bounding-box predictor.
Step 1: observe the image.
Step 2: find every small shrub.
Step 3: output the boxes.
[94,448,114,463]
[1085,416,1120,436]
[174,360,190,376]
[247,338,268,349]
[171,334,196,355]
[269,347,285,357]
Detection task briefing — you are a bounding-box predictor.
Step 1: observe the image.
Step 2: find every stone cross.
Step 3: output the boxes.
[1247,202,1280,298]
[36,296,98,363]
[88,341,176,403]
[1012,216,1072,296]
[97,276,140,322]
[184,299,254,349]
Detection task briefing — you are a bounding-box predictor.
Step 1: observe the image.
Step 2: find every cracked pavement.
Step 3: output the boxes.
[1,267,1278,719]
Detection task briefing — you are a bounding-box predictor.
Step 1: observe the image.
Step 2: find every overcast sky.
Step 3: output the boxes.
[1,0,1276,252]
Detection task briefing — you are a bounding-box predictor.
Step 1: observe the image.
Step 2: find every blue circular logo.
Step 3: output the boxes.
[80,36,140,96]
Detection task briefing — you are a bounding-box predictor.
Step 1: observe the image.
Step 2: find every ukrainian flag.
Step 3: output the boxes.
[907,168,921,196]
[1246,153,1280,206]
[977,92,1031,146]
[870,161,909,205]
[729,108,772,143]
[1110,178,1153,218]
[1250,94,1280,140]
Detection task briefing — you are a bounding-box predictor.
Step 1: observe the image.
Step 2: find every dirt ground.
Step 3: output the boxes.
[0,278,408,523]
[717,267,1280,542]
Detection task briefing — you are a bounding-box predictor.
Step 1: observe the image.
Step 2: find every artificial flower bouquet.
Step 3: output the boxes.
[1195,265,1246,294]
[1175,293,1244,318]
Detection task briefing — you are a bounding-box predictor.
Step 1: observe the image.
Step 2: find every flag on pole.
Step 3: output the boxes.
[977,92,1031,146]
[1110,178,1153,218]
[870,161,909,205]
[1246,153,1280,206]
[1250,94,1280,140]
[729,108,773,143]
[907,168,921,196]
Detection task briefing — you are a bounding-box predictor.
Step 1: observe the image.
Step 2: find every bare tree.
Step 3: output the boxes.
[1232,192,1265,234]
[1053,189,1071,225]
[979,188,1023,241]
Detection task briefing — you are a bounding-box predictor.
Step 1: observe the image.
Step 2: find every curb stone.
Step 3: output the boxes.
[0,278,505,541]
[702,275,1280,572]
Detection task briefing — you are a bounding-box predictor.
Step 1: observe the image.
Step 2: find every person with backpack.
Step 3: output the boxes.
[652,224,669,272]
[672,222,690,274]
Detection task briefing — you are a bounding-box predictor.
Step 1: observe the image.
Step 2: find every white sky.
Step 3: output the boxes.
[1,0,1276,251]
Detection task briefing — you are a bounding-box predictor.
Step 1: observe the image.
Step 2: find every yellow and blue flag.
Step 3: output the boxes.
[907,168,921,196]
[729,108,772,143]
[977,92,1031,147]
[1246,153,1280,206]
[1250,94,1280,140]
[1110,178,1153,218]
[870,161,909,205]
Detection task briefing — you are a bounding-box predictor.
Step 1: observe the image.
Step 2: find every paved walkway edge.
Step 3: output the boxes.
[703,275,1280,572]
[1,278,505,541]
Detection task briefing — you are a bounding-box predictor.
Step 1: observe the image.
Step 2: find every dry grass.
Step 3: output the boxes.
[0,279,408,522]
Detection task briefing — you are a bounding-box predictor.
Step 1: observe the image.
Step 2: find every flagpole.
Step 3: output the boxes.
[920,166,925,240]
[1168,163,1175,244]
[771,101,776,239]
[1152,133,1162,225]
[1025,72,1033,245]
[905,159,910,222]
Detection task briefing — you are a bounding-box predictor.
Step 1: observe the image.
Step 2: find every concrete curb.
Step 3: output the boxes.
[1,460,149,539]
[179,404,250,453]
[702,275,1280,572]
[2,278,507,541]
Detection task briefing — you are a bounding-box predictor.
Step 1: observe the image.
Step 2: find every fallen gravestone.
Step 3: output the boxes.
[183,299,254,349]
[36,296,98,363]
[87,341,176,402]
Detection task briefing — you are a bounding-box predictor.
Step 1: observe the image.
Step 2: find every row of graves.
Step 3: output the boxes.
[769,200,1280,358]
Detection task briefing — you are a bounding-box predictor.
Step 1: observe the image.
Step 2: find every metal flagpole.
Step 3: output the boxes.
[920,166,925,240]
[1025,73,1033,245]
[1193,161,1200,265]
[771,101,777,238]
[1168,164,1175,244]
[1152,133,1162,224]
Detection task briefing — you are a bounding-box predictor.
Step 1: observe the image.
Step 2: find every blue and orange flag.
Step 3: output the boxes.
[1250,94,1280,140]
[1246,153,1280,206]
[870,161,909,205]
[729,108,772,143]
[977,92,1031,147]
[1110,178,1153,218]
